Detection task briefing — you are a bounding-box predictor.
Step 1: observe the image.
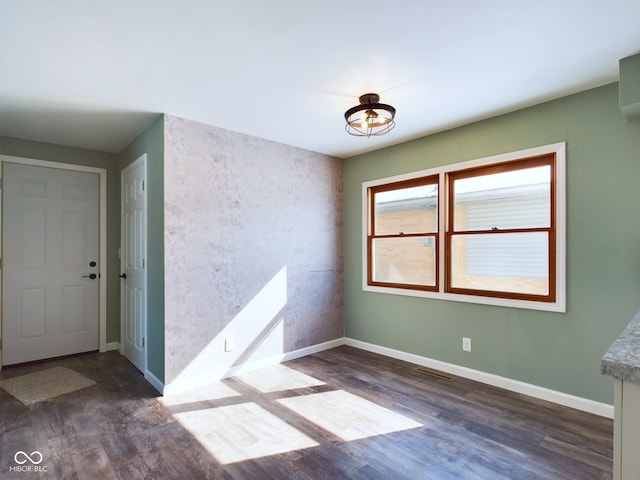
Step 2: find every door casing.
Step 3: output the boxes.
[0,154,108,368]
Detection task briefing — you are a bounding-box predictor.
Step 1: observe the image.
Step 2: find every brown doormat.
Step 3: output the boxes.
[0,366,96,406]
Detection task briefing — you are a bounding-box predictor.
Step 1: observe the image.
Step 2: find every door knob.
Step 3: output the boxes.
[119,273,127,279]
[82,273,97,280]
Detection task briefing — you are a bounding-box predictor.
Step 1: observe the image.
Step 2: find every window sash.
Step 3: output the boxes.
[448,155,555,234]
[369,235,438,290]
[445,230,555,302]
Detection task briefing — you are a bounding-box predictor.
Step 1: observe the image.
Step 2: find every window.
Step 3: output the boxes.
[363,143,565,312]
[368,176,439,290]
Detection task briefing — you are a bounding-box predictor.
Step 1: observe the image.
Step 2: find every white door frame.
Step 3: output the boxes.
[0,154,109,367]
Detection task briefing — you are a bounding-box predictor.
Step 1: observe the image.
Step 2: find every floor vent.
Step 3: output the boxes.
[414,367,454,381]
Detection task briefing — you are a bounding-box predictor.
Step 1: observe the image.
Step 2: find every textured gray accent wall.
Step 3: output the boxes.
[163,115,343,388]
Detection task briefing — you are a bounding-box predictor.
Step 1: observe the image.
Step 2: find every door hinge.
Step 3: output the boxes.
[142,338,145,348]
[142,180,145,191]
[143,258,145,269]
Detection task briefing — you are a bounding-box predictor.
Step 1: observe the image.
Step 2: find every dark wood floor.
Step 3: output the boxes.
[0,346,612,479]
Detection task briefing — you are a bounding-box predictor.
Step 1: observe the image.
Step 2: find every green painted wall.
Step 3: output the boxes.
[117,115,164,382]
[343,83,640,404]
[0,135,121,344]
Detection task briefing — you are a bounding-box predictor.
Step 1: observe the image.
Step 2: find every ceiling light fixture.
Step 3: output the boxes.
[344,93,396,137]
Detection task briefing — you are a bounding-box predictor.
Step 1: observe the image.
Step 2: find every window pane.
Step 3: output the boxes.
[372,236,436,286]
[453,166,550,231]
[450,232,548,295]
[374,184,437,235]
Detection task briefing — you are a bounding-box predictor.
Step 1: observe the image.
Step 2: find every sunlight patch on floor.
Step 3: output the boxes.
[277,390,422,441]
[160,381,241,406]
[235,364,326,393]
[173,402,319,464]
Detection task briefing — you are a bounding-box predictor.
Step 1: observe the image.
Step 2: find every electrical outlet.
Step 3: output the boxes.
[462,337,472,352]
[224,337,234,352]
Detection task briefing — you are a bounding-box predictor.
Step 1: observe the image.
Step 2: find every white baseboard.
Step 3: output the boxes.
[225,337,345,378]
[164,337,344,396]
[145,369,164,394]
[154,335,613,418]
[104,342,120,352]
[345,338,614,419]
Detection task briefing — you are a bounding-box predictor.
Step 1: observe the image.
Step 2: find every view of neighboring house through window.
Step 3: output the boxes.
[447,156,555,301]
[364,143,565,312]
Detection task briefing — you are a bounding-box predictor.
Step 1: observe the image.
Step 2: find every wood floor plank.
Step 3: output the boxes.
[71,445,119,480]
[0,347,613,479]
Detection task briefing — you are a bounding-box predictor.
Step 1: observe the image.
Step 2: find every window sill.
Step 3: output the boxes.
[362,284,566,313]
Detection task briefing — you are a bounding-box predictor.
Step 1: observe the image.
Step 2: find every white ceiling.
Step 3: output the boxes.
[1,1,639,159]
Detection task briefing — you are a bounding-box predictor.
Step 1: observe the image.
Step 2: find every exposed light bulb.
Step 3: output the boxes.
[361,112,368,130]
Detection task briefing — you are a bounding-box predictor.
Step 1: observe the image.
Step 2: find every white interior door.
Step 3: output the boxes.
[2,162,100,365]
[121,154,147,373]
